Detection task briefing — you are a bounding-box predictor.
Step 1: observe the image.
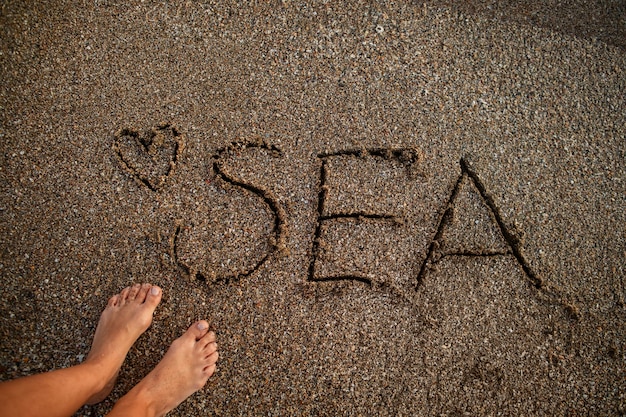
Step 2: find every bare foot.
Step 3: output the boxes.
[85,283,162,404]
[110,321,218,417]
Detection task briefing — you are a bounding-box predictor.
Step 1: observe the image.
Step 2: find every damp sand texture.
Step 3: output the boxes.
[1,1,625,416]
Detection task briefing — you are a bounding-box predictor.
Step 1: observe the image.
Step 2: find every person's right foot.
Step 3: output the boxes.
[115,321,218,417]
[86,283,162,404]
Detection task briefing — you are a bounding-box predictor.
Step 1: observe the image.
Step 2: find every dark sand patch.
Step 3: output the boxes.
[428,0,626,50]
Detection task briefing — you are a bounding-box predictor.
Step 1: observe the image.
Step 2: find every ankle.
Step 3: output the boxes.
[111,381,160,417]
[76,362,105,387]
[82,358,118,387]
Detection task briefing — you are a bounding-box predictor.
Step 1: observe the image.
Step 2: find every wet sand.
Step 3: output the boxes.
[1,1,624,415]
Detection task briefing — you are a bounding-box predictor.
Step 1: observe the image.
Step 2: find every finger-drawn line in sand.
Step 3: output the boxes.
[310,149,540,292]
[416,158,541,290]
[319,213,398,221]
[172,142,286,285]
[113,124,184,191]
[309,148,421,285]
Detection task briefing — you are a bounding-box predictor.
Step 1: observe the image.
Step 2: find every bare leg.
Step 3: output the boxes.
[0,283,162,417]
[107,321,219,417]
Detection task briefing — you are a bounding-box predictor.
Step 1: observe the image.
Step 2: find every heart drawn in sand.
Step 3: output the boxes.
[113,124,184,191]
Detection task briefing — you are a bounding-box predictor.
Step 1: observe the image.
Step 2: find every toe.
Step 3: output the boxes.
[135,283,151,303]
[199,331,216,348]
[186,320,210,341]
[119,287,131,305]
[128,284,141,301]
[205,350,219,369]
[107,294,120,307]
[203,342,217,357]
[145,285,162,308]
[203,363,216,377]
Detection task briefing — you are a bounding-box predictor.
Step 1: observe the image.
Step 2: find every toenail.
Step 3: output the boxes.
[197,322,208,330]
[150,287,160,295]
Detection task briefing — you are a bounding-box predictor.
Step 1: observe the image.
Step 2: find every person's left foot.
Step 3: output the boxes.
[85,283,162,404]
[108,321,218,417]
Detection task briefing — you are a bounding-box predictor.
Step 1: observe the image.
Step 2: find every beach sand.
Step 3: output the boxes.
[1,1,624,415]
